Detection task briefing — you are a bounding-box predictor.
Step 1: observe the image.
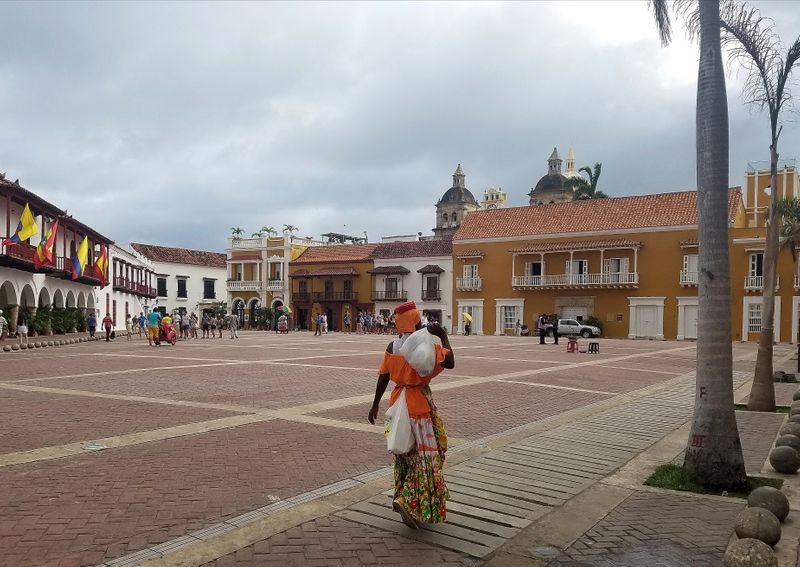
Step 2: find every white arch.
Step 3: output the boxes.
[38,287,51,308]
[77,291,86,309]
[66,290,76,308]
[0,280,18,307]
[87,293,96,313]
[271,297,285,309]
[248,298,261,308]
[53,289,65,308]
[20,284,36,309]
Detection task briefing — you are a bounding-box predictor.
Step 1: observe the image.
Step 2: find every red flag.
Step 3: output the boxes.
[34,220,58,270]
[94,244,109,288]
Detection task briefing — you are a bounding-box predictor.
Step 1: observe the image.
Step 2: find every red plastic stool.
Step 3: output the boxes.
[567,339,578,353]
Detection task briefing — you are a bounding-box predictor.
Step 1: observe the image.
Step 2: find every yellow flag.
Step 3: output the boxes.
[17,203,38,241]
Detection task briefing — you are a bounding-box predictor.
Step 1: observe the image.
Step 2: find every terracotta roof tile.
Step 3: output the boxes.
[367,265,411,275]
[291,243,377,265]
[455,249,485,258]
[680,238,699,247]
[371,239,452,259]
[417,264,445,274]
[510,239,641,254]
[311,267,360,276]
[130,243,226,268]
[454,189,742,241]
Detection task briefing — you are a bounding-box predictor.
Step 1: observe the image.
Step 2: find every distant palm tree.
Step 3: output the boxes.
[564,163,607,200]
[779,198,800,260]
[261,226,278,237]
[282,224,298,235]
[230,227,244,238]
[251,230,263,238]
[650,0,748,489]
[718,3,800,412]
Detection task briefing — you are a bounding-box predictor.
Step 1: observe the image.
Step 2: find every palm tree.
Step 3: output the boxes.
[778,198,800,259]
[230,227,244,239]
[282,224,299,235]
[564,163,608,200]
[651,0,747,489]
[718,3,800,412]
[251,230,264,238]
[261,226,278,238]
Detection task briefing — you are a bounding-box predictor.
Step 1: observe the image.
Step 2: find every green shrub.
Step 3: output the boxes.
[30,306,52,335]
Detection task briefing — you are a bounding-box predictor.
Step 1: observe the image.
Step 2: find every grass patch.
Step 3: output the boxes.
[644,464,783,498]
[734,403,790,414]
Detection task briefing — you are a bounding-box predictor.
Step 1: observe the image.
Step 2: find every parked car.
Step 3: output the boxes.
[546,319,601,338]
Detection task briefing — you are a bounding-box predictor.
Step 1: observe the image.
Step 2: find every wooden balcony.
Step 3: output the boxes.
[113,277,157,297]
[421,289,441,301]
[292,291,359,303]
[680,271,698,286]
[371,290,408,301]
[0,242,36,271]
[512,272,639,289]
[456,277,482,291]
[744,275,780,292]
[227,280,263,292]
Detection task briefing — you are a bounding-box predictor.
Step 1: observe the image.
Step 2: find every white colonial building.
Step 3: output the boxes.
[369,238,453,327]
[130,243,226,317]
[1,175,111,336]
[105,244,157,332]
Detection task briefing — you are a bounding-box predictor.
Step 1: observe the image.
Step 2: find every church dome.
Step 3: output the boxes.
[439,185,478,206]
[531,172,567,194]
[437,164,478,206]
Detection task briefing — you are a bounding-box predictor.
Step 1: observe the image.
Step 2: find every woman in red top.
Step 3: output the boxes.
[102,313,113,342]
[368,301,455,529]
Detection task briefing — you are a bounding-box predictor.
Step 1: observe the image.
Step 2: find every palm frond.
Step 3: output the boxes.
[648,0,673,46]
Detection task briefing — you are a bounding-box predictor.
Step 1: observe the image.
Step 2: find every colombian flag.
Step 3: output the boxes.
[34,220,59,270]
[2,203,39,245]
[94,244,108,288]
[71,236,88,280]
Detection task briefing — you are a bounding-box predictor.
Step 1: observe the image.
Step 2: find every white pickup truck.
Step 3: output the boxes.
[548,319,601,338]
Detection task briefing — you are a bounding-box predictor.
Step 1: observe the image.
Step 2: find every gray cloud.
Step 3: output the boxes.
[0,1,798,249]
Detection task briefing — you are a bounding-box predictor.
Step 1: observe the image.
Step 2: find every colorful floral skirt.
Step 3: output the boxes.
[393,387,448,524]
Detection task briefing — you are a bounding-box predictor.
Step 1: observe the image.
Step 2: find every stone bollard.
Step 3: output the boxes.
[779,422,800,437]
[775,435,800,453]
[724,538,777,567]
[788,415,800,425]
[748,486,790,522]
[769,446,800,474]
[793,389,800,402]
[735,507,781,547]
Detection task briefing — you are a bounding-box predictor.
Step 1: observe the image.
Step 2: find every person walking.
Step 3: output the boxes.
[201,313,210,338]
[344,312,352,334]
[515,319,522,337]
[229,313,239,339]
[126,315,134,341]
[147,309,161,346]
[87,313,97,338]
[367,301,455,529]
[314,313,322,336]
[137,312,145,339]
[17,316,28,347]
[551,314,559,346]
[102,313,114,341]
[190,312,198,338]
[218,316,224,339]
[0,309,7,341]
[537,314,547,345]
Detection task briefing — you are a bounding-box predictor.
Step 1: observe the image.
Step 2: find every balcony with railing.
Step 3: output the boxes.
[512,272,639,289]
[0,242,36,269]
[371,290,408,302]
[266,279,284,291]
[422,288,441,301]
[456,277,482,291]
[227,279,263,292]
[230,236,267,249]
[113,277,157,297]
[680,271,698,286]
[744,275,780,291]
[291,291,359,303]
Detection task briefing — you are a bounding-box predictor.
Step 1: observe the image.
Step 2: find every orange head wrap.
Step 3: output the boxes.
[394,301,421,334]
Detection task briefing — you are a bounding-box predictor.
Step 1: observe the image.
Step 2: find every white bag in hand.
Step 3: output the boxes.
[385,388,415,454]
[399,327,437,376]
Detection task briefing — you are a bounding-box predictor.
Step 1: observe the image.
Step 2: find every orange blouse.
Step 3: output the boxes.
[379,345,449,418]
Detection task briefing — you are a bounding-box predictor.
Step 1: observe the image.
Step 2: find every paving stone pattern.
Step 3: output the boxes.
[551,492,743,567]
[200,515,471,567]
[735,410,786,474]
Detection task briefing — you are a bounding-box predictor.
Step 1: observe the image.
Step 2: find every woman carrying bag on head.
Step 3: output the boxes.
[368,301,455,529]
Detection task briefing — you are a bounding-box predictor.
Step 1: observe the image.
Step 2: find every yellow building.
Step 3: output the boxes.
[452,189,747,339]
[288,243,377,331]
[226,233,319,325]
[731,159,800,343]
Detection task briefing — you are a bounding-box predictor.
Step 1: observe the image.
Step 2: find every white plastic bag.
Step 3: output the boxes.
[385,388,415,455]
[399,327,437,376]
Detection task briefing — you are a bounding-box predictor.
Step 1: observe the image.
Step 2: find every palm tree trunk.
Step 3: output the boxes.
[749,141,780,411]
[683,0,747,489]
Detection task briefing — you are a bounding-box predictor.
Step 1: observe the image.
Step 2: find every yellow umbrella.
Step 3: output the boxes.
[462,312,473,322]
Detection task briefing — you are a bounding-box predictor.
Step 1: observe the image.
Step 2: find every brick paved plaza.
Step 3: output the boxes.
[0,332,768,566]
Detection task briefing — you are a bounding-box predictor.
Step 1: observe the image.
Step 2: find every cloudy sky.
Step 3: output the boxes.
[1,1,799,251]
